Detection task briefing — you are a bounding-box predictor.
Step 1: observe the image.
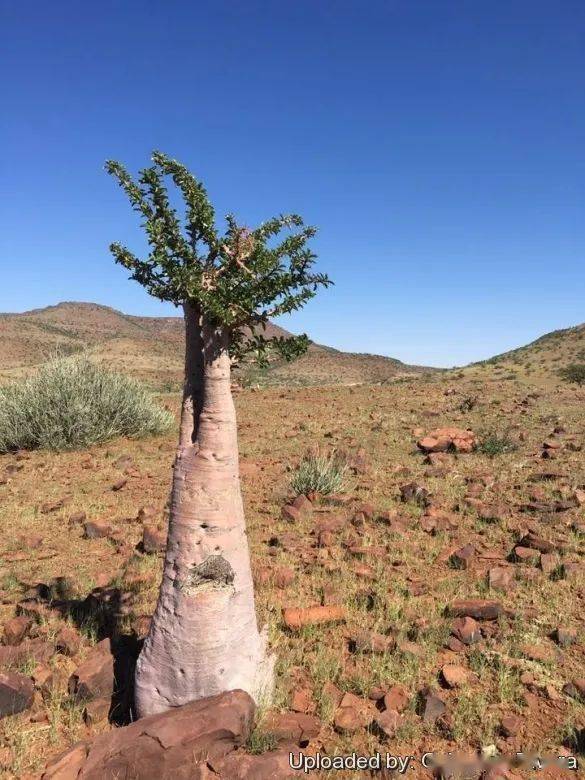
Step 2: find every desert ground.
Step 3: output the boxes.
[0,309,584,778]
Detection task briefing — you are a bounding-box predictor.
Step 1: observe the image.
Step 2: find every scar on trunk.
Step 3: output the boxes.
[176,555,235,594]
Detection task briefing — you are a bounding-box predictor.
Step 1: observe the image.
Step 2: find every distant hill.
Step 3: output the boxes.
[0,302,430,388]
[463,323,585,385]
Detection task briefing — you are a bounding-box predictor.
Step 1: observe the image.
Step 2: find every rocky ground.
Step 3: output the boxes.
[0,374,584,778]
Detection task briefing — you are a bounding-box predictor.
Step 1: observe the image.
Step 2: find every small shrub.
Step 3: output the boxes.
[478,431,517,457]
[0,355,174,452]
[558,363,585,386]
[290,450,348,495]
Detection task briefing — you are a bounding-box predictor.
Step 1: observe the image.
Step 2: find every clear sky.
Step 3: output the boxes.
[1,1,583,367]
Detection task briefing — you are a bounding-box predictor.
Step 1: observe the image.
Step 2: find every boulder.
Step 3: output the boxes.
[142,525,166,553]
[42,689,255,779]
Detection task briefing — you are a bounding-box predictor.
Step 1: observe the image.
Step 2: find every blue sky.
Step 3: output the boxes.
[1,1,583,367]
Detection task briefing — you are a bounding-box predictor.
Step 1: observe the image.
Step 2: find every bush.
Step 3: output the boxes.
[558,363,585,386]
[478,431,517,457]
[290,450,348,495]
[0,355,174,452]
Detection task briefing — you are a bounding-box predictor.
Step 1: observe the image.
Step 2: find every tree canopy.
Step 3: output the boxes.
[106,152,331,364]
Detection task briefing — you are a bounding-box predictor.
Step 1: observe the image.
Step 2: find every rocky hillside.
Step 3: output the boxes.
[461,323,585,386]
[0,302,430,388]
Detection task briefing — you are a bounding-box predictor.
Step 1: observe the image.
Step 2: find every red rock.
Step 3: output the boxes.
[446,636,466,652]
[500,714,522,738]
[562,679,585,701]
[282,604,345,630]
[137,506,157,522]
[2,616,32,646]
[273,567,295,588]
[264,711,320,744]
[83,697,111,726]
[42,742,89,779]
[422,692,446,724]
[514,546,540,564]
[520,643,554,663]
[83,520,112,540]
[0,670,34,717]
[519,533,555,554]
[452,616,481,645]
[540,552,560,575]
[0,638,53,668]
[40,499,65,514]
[441,664,470,688]
[291,688,315,714]
[42,690,255,779]
[555,627,576,647]
[350,630,395,654]
[450,544,475,570]
[292,494,313,516]
[399,482,430,507]
[418,427,476,454]
[488,567,514,591]
[375,708,402,739]
[213,750,298,779]
[281,505,302,523]
[449,599,502,620]
[142,525,166,553]
[68,639,114,702]
[383,685,409,713]
[69,511,87,525]
[111,478,127,491]
[55,626,81,657]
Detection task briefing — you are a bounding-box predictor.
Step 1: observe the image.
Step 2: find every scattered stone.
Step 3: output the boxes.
[137,506,157,523]
[374,708,402,739]
[0,671,34,718]
[142,525,166,553]
[500,714,522,738]
[514,546,541,565]
[519,533,556,554]
[554,627,576,647]
[40,499,65,514]
[399,482,430,507]
[292,494,313,516]
[520,644,554,663]
[111,478,127,491]
[562,679,585,702]
[540,553,560,575]
[274,567,295,588]
[441,664,470,688]
[55,626,81,657]
[2,616,32,646]
[69,511,87,525]
[291,688,315,714]
[488,567,514,591]
[450,544,475,570]
[83,697,111,726]
[264,711,320,744]
[68,639,114,702]
[383,685,409,713]
[83,520,112,540]
[422,691,446,725]
[282,505,302,523]
[452,616,482,645]
[350,630,395,654]
[282,604,346,630]
[449,599,502,621]
[417,427,476,454]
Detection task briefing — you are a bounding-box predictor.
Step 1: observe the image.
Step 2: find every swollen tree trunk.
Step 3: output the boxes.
[134,303,274,718]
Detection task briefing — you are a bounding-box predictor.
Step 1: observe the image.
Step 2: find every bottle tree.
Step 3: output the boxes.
[106,152,331,717]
